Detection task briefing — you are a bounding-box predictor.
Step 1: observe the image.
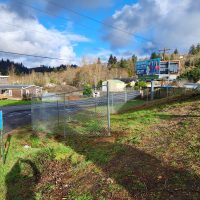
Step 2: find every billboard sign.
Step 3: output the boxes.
[136,58,161,76]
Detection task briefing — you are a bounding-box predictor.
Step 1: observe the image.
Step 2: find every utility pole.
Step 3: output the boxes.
[159,48,171,61]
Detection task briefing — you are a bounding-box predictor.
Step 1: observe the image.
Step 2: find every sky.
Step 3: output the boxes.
[0,0,200,67]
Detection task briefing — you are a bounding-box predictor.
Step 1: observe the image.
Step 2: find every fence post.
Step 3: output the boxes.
[167,86,169,98]
[111,93,114,114]
[150,80,154,100]
[64,94,66,138]
[57,100,59,126]
[0,130,4,163]
[107,82,111,136]
[94,88,97,114]
[125,88,127,103]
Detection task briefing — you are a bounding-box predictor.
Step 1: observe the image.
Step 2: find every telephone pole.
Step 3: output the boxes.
[159,48,171,60]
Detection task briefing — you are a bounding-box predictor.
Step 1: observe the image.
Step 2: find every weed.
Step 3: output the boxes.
[68,191,93,200]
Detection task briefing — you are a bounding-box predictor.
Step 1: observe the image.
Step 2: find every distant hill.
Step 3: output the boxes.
[0,59,78,75]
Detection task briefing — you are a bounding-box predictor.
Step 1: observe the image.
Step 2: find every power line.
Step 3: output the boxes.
[15,0,156,44]
[45,0,155,43]
[3,1,143,46]
[159,48,171,60]
[0,50,66,60]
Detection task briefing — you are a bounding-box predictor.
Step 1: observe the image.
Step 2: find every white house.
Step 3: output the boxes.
[102,80,126,92]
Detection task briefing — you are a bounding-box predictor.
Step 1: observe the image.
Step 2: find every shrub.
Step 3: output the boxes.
[83,84,92,97]
[134,81,147,90]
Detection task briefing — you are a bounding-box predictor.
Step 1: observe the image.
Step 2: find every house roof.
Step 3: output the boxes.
[116,78,136,83]
[103,80,125,84]
[0,84,42,89]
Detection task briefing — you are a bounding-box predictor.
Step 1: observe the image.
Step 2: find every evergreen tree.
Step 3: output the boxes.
[119,58,128,68]
[132,54,137,63]
[113,56,117,64]
[189,45,197,55]
[174,48,179,54]
[107,54,117,69]
[150,52,160,59]
[196,43,200,53]
[97,57,101,64]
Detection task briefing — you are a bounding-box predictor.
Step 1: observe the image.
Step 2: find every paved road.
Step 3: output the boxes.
[1,90,140,133]
[1,105,31,133]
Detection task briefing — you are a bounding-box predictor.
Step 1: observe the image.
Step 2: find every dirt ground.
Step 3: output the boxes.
[4,95,200,200]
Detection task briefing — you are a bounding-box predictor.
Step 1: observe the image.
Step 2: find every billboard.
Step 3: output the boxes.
[136,59,180,79]
[136,58,161,75]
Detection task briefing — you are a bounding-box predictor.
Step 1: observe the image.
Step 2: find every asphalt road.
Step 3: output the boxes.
[1,105,31,133]
[1,90,140,134]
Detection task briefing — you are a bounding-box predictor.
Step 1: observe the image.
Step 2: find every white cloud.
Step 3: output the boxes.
[104,0,200,54]
[0,4,90,67]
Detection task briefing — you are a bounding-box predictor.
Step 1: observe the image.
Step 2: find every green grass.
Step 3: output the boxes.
[0,127,79,200]
[0,96,200,199]
[0,99,31,107]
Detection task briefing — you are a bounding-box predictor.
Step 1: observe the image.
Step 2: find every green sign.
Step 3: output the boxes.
[138,75,159,81]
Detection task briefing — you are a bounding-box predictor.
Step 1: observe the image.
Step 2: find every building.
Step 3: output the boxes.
[116,78,136,87]
[102,80,126,92]
[159,60,180,80]
[0,75,9,85]
[0,85,42,99]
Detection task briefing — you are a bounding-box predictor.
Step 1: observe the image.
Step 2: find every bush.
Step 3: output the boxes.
[83,84,92,97]
[134,81,147,90]
[97,80,103,88]
[126,82,132,88]
[180,67,200,82]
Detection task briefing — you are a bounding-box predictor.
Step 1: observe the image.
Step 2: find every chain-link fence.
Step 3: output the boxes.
[109,88,140,114]
[142,86,197,101]
[31,83,200,138]
[32,84,111,137]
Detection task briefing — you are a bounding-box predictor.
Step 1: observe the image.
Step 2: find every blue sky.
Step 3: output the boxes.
[0,0,199,67]
[35,0,138,59]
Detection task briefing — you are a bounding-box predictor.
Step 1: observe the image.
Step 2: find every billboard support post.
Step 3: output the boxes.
[151,80,154,100]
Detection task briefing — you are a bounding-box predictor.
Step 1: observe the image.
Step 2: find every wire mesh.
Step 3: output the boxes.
[31,94,66,135]
[32,84,110,137]
[109,88,140,114]
[31,84,199,138]
[65,86,109,136]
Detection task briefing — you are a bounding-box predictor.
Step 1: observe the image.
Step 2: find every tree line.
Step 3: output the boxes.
[0,59,78,75]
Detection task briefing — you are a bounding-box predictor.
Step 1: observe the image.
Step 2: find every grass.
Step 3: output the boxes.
[0,99,31,107]
[0,95,200,199]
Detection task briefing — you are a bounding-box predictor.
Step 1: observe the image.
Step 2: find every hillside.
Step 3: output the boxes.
[0,59,78,75]
[0,95,200,200]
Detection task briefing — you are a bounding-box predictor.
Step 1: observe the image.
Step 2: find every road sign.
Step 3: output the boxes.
[0,111,3,131]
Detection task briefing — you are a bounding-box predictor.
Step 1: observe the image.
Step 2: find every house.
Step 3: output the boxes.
[0,75,9,85]
[0,85,42,100]
[116,78,136,87]
[102,80,126,92]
